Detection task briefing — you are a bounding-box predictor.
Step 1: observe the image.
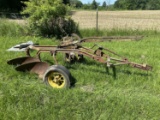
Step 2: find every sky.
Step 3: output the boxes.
[80,0,117,5]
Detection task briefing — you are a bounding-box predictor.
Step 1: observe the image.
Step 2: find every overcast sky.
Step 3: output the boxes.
[80,0,117,5]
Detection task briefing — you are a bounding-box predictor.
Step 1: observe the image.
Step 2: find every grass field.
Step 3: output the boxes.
[11,10,160,31]
[1,11,160,119]
[71,10,160,30]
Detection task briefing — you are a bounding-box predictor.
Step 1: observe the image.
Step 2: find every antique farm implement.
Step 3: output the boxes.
[7,35,152,88]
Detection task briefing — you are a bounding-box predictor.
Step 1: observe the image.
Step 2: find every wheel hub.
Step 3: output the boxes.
[48,72,65,88]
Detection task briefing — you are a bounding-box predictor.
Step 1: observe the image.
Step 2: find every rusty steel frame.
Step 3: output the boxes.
[25,42,152,71]
[7,36,152,80]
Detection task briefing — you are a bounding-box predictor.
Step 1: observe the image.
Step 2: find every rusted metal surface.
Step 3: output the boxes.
[7,57,40,65]
[7,35,152,79]
[16,62,49,78]
[78,36,144,42]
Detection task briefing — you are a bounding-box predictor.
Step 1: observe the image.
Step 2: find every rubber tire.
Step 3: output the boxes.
[43,65,71,88]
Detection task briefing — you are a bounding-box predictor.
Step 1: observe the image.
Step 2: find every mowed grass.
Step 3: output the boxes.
[1,14,160,119]
[1,33,160,119]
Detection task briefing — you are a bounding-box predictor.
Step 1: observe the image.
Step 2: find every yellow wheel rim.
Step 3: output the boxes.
[47,72,66,88]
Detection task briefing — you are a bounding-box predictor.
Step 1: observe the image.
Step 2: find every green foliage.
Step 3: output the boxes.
[0,0,70,12]
[114,0,160,10]
[72,0,112,11]
[70,0,83,8]
[0,0,27,12]
[102,1,107,8]
[82,4,92,10]
[146,0,160,10]
[22,0,78,38]
[91,0,98,9]
[81,0,99,10]
[63,0,70,4]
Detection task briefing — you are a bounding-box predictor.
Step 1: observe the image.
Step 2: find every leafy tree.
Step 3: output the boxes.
[76,0,83,8]
[91,0,98,9]
[70,0,83,8]
[102,1,107,9]
[134,0,149,10]
[114,0,129,9]
[113,0,160,10]
[0,0,28,12]
[146,0,160,10]
[22,0,78,38]
[83,4,91,9]
[102,1,107,8]
[63,0,70,4]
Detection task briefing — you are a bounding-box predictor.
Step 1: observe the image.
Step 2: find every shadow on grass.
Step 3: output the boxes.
[115,66,152,78]
[70,75,77,88]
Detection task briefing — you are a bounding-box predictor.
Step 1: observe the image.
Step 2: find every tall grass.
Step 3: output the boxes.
[0,18,29,37]
[79,28,159,37]
[1,18,158,38]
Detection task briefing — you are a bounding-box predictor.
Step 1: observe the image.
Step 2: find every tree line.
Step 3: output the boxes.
[0,0,111,12]
[114,0,160,10]
[0,0,160,12]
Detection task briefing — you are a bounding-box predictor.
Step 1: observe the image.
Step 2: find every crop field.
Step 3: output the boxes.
[1,11,160,119]
[71,10,160,30]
